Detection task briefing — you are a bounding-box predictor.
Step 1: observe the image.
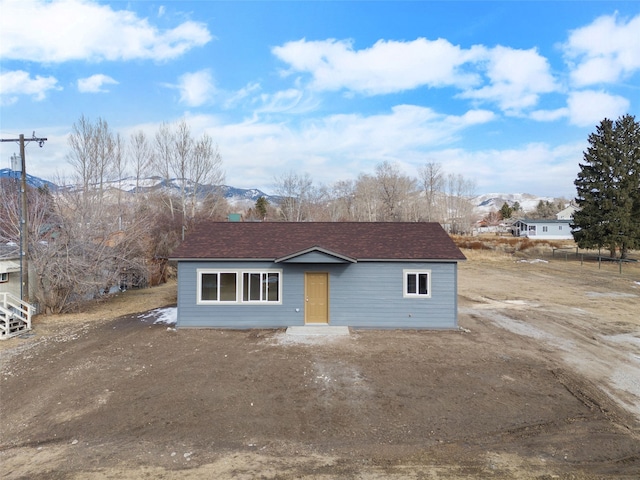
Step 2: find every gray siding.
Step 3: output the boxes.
[176,260,458,329]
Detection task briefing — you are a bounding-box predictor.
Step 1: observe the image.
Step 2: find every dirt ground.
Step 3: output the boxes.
[1,245,639,479]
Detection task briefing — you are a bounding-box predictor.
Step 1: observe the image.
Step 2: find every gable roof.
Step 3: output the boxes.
[170,222,466,261]
[514,218,572,225]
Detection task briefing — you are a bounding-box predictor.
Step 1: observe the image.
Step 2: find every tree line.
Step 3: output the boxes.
[1,116,226,313]
[1,113,637,312]
[264,161,477,233]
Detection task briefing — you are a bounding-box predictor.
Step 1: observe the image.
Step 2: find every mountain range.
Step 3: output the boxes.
[0,168,568,213]
[0,168,270,203]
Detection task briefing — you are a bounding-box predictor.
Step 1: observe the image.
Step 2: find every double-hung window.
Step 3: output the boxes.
[198,269,281,304]
[404,270,431,298]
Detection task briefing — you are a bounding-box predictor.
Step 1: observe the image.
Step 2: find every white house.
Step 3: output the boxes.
[556,204,578,220]
[0,245,21,299]
[512,219,574,240]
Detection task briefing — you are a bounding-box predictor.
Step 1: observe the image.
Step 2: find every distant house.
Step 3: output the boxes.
[556,204,578,220]
[512,219,573,240]
[0,244,36,339]
[0,245,22,299]
[169,222,466,329]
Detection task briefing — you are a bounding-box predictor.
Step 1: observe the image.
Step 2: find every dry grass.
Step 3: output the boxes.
[454,234,569,252]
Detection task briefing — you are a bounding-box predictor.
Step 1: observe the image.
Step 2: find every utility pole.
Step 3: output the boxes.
[1,133,48,304]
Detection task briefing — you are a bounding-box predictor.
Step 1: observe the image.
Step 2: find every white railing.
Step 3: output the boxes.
[0,292,34,340]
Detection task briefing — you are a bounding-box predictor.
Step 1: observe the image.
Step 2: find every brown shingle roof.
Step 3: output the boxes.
[170,222,466,261]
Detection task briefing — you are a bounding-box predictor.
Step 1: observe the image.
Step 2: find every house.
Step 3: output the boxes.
[0,244,35,339]
[512,219,573,240]
[556,204,578,220]
[169,222,466,329]
[0,245,22,299]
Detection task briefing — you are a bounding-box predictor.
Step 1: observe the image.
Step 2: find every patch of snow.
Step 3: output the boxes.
[138,307,177,325]
[585,292,638,299]
[516,259,548,264]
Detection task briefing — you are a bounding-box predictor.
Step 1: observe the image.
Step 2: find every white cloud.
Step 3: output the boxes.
[192,105,496,190]
[563,13,640,86]
[566,90,630,127]
[529,89,629,126]
[529,108,569,123]
[272,38,558,115]
[3,107,579,198]
[255,89,321,115]
[272,37,482,95]
[459,46,558,114]
[0,0,212,63]
[0,70,60,104]
[175,70,216,107]
[77,74,119,93]
[433,141,583,197]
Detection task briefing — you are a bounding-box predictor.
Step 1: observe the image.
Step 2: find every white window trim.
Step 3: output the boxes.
[0,272,8,283]
[197,268,282,305]
[241,269,282,304]
[197,270,239,304]
[403,269,431,298]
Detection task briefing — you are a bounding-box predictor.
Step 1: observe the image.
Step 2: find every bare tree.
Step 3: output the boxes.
[374,161,417,221]
[418,161,444,222]
[327,180,356,221]
[67,115,121,219]
[171,119,194,223]
[152,122,176,220]
[188,133,225,221]
[273,171,314,221]
[111,132,127,216]
[352,173,379,221]
[129,130,153,196]
[0,177,21,244]
[443,173,477,234]
[66,116,93,191]
[93,117,118,198]
[150,120,225,224]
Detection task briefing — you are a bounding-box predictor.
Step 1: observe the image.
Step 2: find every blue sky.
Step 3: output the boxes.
[1,1,639,198]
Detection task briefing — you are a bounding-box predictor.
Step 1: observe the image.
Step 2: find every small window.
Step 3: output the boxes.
[542,226,548,232]
[558,225,563,231]
[0,272,8,283]
[404,270,431,298]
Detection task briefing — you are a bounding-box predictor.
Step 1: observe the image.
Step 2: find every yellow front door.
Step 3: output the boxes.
[305,272,329,324]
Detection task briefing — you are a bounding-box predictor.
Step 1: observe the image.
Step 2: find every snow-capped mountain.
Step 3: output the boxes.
[0,170,273,203]
[472,193,565,215]
[2,169,569,212]
[0,168,58,191]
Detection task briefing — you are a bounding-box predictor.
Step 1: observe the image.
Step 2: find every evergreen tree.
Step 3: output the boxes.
[255,196,269,220]
[499,202,513,220]
[572,114,640,258]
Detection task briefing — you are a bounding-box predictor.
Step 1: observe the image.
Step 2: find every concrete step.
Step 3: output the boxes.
[286,325,350,336]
